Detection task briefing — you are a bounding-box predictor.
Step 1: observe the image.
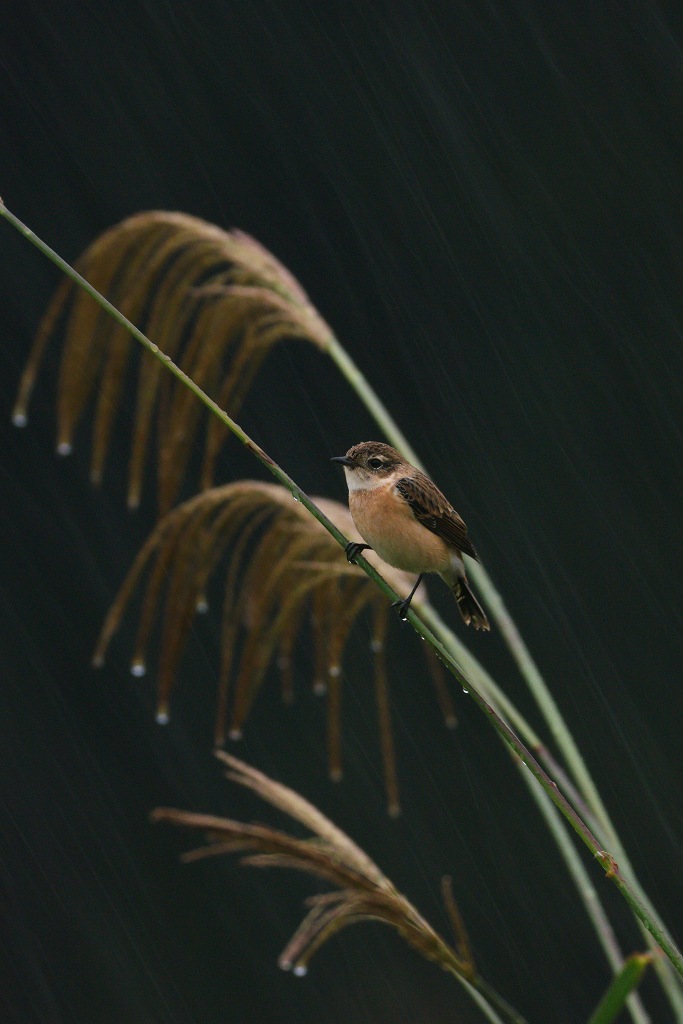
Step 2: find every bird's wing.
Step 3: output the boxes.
[395,474,479,560]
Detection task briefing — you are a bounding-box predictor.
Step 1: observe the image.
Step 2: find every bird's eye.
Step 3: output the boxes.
[368,457,384,469]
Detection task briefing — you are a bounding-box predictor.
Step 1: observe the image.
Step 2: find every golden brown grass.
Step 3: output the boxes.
[13,212,334,512]
[152,752,477,984]
[93,481,456,815]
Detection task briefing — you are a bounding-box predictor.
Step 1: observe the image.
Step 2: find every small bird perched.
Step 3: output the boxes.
[332,441,490,630]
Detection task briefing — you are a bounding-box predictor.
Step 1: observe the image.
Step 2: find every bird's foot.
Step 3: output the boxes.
[391,596,412,620]
[345,542,371,563]
[391,574,422,620]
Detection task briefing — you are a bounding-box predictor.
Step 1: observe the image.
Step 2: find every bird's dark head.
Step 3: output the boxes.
[331,441,406,489]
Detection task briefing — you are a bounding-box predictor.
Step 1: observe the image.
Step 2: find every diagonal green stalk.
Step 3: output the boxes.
[324,334,683,1015]
[292,288,682,981]
[522,765,651,1024]
[326,330,643,841]
[2,202,682,1008]
[413,604,681,1013]
[2,203,520,1024]
[412,598,653,1023]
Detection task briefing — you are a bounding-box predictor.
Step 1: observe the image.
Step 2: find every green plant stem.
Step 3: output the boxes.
[413,599,652,1024]
[3,202,682,999]
[461,975,528,1024]
[588,954,653,1024]
[411,606,681,1014]
[325,314,683,1016]
[0,202,521,1024]
[328,327,611,830]
[523,770,651,1024]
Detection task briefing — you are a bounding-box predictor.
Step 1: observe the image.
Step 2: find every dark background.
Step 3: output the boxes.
[2,2,683,1022]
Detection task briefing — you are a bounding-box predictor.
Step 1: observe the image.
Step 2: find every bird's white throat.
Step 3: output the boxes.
[343,467,397,493]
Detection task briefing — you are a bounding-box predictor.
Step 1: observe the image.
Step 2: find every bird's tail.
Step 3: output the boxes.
[452,577,490,631]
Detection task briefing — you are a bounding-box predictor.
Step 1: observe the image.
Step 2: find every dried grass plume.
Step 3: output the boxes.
[13,212,334,512]
[152,752,477,984]
[94,480,457,815]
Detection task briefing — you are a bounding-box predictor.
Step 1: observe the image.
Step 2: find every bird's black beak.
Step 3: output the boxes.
[331,455,354,467]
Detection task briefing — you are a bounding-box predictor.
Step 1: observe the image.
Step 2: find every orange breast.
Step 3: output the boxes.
[349,483,451,575]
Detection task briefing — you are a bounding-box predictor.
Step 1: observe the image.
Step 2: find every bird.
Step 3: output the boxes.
[331,441,490,630]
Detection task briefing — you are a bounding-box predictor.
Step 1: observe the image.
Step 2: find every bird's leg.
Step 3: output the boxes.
[392,574,423,620]
[345,541,371,563]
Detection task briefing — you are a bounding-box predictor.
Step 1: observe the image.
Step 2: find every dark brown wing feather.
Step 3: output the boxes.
[395,474,478,560]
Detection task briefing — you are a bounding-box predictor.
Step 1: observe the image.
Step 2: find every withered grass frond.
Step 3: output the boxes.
[93,481,456,815]
[13,212,334,512]
[151,752,477,986]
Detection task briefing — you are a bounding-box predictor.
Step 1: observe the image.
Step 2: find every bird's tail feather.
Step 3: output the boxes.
[452,577,490,631]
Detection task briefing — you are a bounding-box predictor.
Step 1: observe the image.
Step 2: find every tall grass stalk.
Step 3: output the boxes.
[2,202,681,1015]
[327,323,683,1014]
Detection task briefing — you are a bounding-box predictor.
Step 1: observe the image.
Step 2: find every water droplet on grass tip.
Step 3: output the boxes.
[228,728,243,741]
[130,661,146,677]
[293,964,308,977]
[155,709,170,725]
[56,441,72,456]
[12,411,28,427]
